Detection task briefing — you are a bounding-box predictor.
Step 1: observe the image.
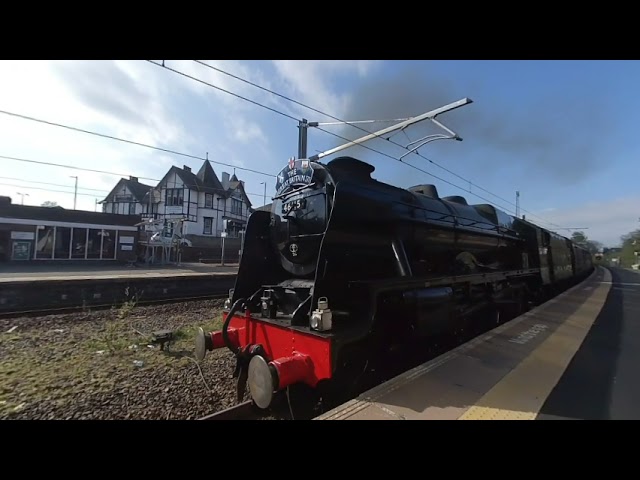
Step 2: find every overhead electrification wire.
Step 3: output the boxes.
[0,175,110,193]
[192,59,564,229]
[0,154,269,200]
[147,60,300,123]
[154,61,533,219]
[193,60,410,126]
[0,153,160,181]
[0,62,562,230]
[166,61,567,231]
[0,108,275,178]
[0,181,104,197]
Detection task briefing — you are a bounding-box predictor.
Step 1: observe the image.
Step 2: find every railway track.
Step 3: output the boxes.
[197,396,313,421]
[199,401,264,420]
[0,292,229,319]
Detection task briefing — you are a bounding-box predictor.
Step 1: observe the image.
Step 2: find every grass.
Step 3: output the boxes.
[0,301,226,417]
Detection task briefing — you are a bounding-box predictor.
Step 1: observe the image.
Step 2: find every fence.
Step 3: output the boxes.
[179,245,241,264]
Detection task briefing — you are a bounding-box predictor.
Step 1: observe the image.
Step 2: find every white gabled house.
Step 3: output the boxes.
[101,176,154,216]
[100,160,253,244]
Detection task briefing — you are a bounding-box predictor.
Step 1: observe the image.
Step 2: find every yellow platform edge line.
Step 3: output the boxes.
[459,267,612,420]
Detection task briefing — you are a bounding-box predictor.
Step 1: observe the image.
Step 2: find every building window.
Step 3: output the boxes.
[71,228,87,259]
[112,203,118,214]
[87,229,102,259]
[205,193,213,208]
[33,227,124,260]
[54,227,72,259]
[231,198,242,215]
[36,226,55,259]
[102,230,117,259]
[226,221,245,238]
[166,188,184,206]
[129,203,136,215]
[203,217,213,235]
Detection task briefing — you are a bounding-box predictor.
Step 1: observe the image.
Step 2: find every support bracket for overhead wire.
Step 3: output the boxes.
[308,97,472,162]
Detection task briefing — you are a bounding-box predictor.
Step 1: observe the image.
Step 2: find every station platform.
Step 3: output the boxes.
[0,262,239,315]
[316,266,639,420]
[0,262,238,284]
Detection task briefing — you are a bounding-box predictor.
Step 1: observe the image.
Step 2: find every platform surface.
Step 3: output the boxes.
[317,266,640,420]
[539,267,640,420]
[0,262,238,283]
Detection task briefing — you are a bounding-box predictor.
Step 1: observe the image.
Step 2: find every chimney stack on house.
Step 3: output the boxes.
[222,172,230,190]
[183,165,191,173]
[129,176,138,182]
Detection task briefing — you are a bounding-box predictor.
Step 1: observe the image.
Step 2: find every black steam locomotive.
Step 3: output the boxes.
[196,156,593,409]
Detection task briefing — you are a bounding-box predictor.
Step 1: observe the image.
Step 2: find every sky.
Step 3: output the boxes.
[0,60,638,247]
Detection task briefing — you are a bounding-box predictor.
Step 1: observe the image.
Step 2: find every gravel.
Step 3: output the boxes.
[0,299,503,420]
[0,299,258,420]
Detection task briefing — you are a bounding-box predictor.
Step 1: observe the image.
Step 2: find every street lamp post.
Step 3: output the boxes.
[16,192,29,205]
[70,176,78,209]
[260,181,266,207]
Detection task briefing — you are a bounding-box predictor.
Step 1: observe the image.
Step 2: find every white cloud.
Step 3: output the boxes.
[227,115,267,144]
[529,195,640,247]
[0,60,196,210]
[0,60,380,211]
[272,60,382,119]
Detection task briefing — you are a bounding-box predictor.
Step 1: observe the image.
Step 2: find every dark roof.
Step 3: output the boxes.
[197,161,225,192]
[101,178,153,204]
[158,165,227,196]
[126,179,153,202]
[0,201,141,227]
[233,181,252,208]
[156,161,252,207]
[100,160,254,208]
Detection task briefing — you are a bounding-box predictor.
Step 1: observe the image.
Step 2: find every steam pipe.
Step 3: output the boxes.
[222,298,245,355]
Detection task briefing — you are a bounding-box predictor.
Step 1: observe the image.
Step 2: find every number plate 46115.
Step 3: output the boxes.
[282,198,306,214]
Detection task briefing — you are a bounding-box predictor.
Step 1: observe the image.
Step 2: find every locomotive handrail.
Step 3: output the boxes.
[274,182,318,201]
[415,207,516,235]
[393,196,518,235]
[348,268,542,290]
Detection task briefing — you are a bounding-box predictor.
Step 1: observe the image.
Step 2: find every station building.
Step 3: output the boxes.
[0,196,141,262]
